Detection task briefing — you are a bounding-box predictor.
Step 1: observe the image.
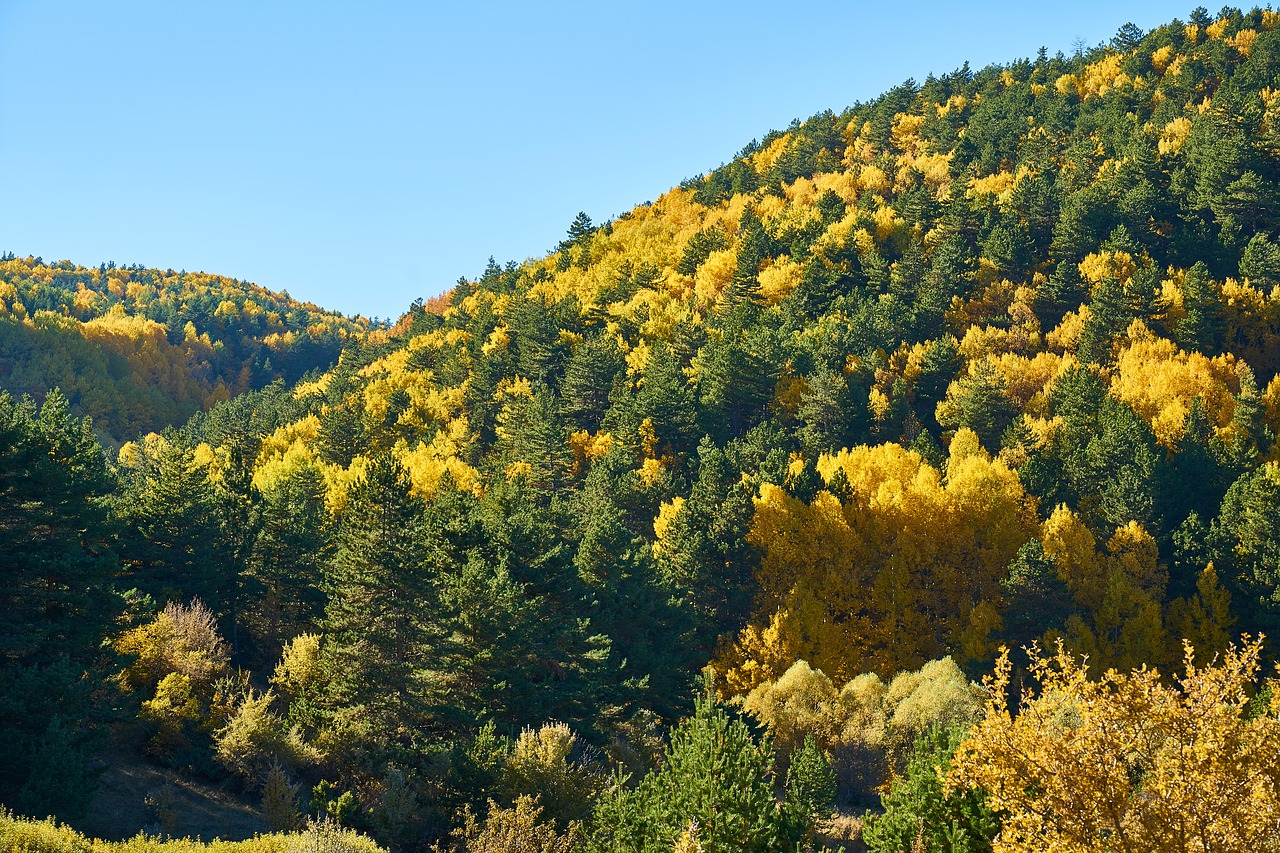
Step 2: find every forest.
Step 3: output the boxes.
[0,255,372,444]
[10,6,1280,852]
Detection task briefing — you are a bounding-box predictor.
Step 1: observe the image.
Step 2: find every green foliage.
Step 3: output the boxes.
[784,735,836,829]
[0,390,115,666]
[862,724,999,853]
[320,455,446,744]
[588,683,802,853]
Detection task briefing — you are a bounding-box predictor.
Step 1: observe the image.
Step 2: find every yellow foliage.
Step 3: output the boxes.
[397,425,481,498]
[569,430,615,466]
[1041,505,1104,607]
[1046,305,1089,353]
[292,372,332,400]
[858,164,891,195]
[870,205,902,243]
[1229,27,1258,56]
[985,352,1073,407]
[271,634,322,697]
[1077,52,1126,99]
[951,638,1280,852]
[693,248,737,304]
[1040,505,1173,672]
[722,439,1035,690]
[740,656,984,778]
[637,457,665,486]
[1078,249,1136,285]
[141,673,201,727]
[1158,116,1193,156]
[1151,44,1175,72]
[115,600,231,691]
[967,171,1017,202]
[890,113,925,152]
[757,256,801,305]
[651,496,685,556]
[1264,374,1280,439]
[482,325,510,354]
[1110,321,1239,446]
[0,810,386,853]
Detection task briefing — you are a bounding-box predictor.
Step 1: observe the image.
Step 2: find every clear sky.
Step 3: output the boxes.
[1,1,1192,320]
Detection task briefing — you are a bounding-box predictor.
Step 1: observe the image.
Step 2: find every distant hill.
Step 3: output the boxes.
[0,254,372,442]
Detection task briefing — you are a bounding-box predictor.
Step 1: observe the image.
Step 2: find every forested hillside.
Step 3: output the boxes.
[12,7,1280,852]
[0,255,371,442]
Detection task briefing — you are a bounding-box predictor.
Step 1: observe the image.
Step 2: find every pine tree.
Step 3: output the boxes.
[785,735,836,833]
[246,461,332,648]
[863,724,998,853]
[588,681,802,853]
[654,439,759,646]
[0,390,116,666]
[118,439,235,621]
[1174,262,1223,354]
[560,211,596,251]
[321,455,446,742]
[560,335,624,432]
[496,383,573,492]
[262,764,301,832]
[797,362,849,457]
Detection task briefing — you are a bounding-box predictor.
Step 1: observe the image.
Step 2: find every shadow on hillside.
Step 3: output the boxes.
[80,758,266,842]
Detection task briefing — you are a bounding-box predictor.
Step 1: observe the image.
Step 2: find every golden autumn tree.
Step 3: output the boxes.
[951,638,1280,853]
[720,430,1036,692]
[1038,505,1234,674]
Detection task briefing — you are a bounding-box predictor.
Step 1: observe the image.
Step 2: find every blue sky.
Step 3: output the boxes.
[1,1,1191,319]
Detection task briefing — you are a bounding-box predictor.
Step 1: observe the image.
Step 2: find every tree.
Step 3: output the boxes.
[559,211,596,252]
[495,383,573,493]
[797,362,850,457]
[935,361,1018,451]
[1019,366,1161,534]
[952,638,1280,852]
[998,540,1075,653]
[722,435,1035,689]
[117,437,235,621]
[245,459,332,649]
[561,336,624,432]
[653,439,759,647]
[1174,262,1223,354]
[696,324,782,442]
[588,682,803,853]
[863,724,998,853]
[1110,22,1145,51]
[1210,463,1280,636]
[785,735,836,834]
[320,455,446,743]
[0,390,116,666]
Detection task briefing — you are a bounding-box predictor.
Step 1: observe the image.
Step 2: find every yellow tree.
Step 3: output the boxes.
[720,431,1036,691]
[951,638,1280,852]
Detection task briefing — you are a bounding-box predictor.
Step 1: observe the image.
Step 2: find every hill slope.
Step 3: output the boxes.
[0,255,371,442]
[13,8,1280,849]
[223,4,1280,682]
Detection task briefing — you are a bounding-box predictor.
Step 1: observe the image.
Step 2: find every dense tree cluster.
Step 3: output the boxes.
[13,7,1280,850]
[0,255,371,442]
